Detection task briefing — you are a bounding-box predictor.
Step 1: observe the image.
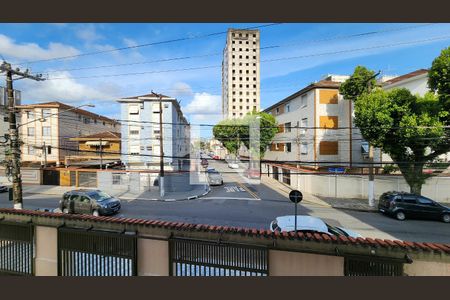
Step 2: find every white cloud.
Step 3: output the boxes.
[17,71,117,103]
[0,34,80,61]
[75,24,103,43]
[171,82,194,98]
[183,92,221,115]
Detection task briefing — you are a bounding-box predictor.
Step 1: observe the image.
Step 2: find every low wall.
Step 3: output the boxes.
[264,165,450,202]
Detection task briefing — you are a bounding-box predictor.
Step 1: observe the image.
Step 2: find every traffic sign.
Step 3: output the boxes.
[328,167,345,174]
[289,190,303,203]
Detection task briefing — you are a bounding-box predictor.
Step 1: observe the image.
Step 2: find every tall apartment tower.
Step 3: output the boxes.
[222,29,260,119]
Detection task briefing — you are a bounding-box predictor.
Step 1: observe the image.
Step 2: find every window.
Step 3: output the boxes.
[112,173,122,185]
[83,117,90,124]
[285,103,290,113]
[301,143,308,155]
[146,146,152,151]
[140,146,145,151]
[275,107,280,115]
[129,105,139,115]
[130,130,139,135]
[42,109,51,118]
[27,127,35,136]
[301,118,308,134]
[42,126,51,136]
[319,90,339,104]
[402,195,417,204]
[94,119,97,124]
[418,196,434,205]
[28,145,35,155]
[301,94,308,107]
[47,146,52,155]
[319,141,339,155]
[285,143,292,152]
[320,116,338,129]
[27,111,35,120]
[78,114,82,121]
[285,122,292,133]
[253,56,256,59]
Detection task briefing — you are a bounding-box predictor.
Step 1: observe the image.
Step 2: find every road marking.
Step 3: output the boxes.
[224,186,246,193]
[202,197,260,201]
[236,181,260,200]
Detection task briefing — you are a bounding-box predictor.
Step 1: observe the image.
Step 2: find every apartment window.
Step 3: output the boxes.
[319,90,339,104]
[253,84,256,88]
[83,117,90,124]
[253,34,256,37]
[239,84,242,88]
[130,130,139,135]
[232,84,235,88]
[94,119,97,124]
[253,63,256,66]
[275,107,280,115]
[285,143,292,153]
[246,63,249,66]
[301,118,308,134]
[285,122,292,133]
[253,70,256,73]
[246,84,249,88]
[239,91,243,95]
[146,146,152,151]
[232,106,236,109]
[239,63,242,66]
[232,91,236,95]
[253,56,256,59]
[78,115,82,121]
[47,146,52,155]
[301,94,308,108]
[26,111,35,120]
[246,99,249,103]
[239,48,242,51]
[240,77,243,81]
[233,113,236,117]
[232,55,235,59]
[140,146,145,151]
[319,141,339,155]
[246,106,249,110]
[232,48,235,51]
[253,92,256,95]
[301,143,308,155]
[103,121,105,126]
[285,103,290,113]
[42,109,51,118]
[232,77,235,81]
[28,145,35,155]
[112,173,122,185]
[246,77,249,81]
[246,41,249,44]
[232,98,236,102]
[42,126,51,136]
[239,55,242,59]
[246,56,249,59]
[320,116,338,129]
[27,127,35,136]
[253,106,257,110]
[154,130,161,134]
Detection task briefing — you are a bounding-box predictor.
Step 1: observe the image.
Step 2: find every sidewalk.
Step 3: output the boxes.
[261,175,378,212]
[22,184,210,202]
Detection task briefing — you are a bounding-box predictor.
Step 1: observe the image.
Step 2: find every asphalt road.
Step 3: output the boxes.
[0,159,449,244]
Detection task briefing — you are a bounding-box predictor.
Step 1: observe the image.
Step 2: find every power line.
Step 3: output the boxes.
[13,23,283,65]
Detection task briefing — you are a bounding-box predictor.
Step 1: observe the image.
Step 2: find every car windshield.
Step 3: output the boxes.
[326,224,347,237]
[87,191,112,202]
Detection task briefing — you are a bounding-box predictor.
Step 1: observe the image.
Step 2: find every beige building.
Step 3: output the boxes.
[263,75,382,176]
[17,102,119,166]
[222,29,260,119]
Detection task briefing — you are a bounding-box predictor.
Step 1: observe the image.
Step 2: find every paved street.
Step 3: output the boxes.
[1,159,449,244]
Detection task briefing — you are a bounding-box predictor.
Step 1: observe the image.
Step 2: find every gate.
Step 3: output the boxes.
[43,169,60,185]
[0,223,34,276]
[78,172,97,187]
[57,228,137,276]
[169,238,268,276]
[344,257,404,276]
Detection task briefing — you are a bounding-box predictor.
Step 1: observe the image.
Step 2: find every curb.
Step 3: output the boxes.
[331,205,379,213]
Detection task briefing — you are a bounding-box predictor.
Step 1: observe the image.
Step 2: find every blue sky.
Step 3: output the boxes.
[0,23,449,137]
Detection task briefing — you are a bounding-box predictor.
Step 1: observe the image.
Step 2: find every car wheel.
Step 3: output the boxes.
[395,211,406,221]
[92,210,99,217]
[442,214,450,223]
[62,208,69,214]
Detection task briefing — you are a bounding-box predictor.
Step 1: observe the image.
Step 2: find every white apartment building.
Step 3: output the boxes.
[117,92,190,170]
[222,29,260,119]
[17,102,119,165]
[263,75,382,174]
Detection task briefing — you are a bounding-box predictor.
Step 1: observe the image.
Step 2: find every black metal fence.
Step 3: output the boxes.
[169,238,268,276]
[0,223,34,276]
[344,257,404,276]
[57,227,137,276]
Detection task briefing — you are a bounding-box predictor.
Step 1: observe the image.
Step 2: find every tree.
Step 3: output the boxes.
[339,66,377,101]
[428,46,450,116]
[213,112,278,159]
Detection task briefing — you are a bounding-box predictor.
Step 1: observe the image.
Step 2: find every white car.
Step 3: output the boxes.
[228,162,240,169]
[269,215,362,238]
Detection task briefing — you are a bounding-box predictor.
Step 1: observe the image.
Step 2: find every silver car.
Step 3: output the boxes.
[207,170,224,186]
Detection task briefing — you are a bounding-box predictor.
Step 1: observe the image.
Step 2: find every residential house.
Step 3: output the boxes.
[263,75,382,177]
[16,102,119,166]
[117,92,190,170]
[65,131,121,167]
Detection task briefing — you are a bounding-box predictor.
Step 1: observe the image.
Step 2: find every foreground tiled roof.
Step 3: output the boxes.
[0,208,449,254]
[16,101,119,124]
[383,69,428,85]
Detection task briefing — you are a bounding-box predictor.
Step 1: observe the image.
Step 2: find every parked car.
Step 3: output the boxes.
[206,170,224,186]
[212,155,220,160]
[201,158,208,168]
[206,167,216,173]
[60,189,121,216]
[228,162,239,169]
[0,185,8,193]
[269,215,362,238]
[378,191,450,223]
[244,168,260,179]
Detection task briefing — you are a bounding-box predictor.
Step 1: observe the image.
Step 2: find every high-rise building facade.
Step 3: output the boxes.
[222,29,260,119]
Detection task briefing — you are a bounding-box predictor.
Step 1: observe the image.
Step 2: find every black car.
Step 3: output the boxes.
[378,191,450,223]
[60,189,121,216]
[0,185,8,193]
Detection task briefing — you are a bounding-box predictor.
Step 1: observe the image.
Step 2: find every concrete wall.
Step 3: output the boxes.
[137,239,169,276]
[0,167,41,185]
[34,226,58,276]
[404,260,450,276]
[269,250,344,276]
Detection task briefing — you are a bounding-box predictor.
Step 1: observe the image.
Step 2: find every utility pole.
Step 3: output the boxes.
[366,71,380,207]
[159,96,165,197]
[99,138,103,170]
[0,61,45,209]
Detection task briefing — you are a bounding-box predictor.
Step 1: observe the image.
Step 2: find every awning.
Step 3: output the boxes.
[85,141,109,146]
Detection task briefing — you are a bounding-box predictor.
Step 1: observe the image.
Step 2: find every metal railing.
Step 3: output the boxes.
[57,227,137,276]
[0,223,34,276]
[344,257,404,276]
[169,237,268,276]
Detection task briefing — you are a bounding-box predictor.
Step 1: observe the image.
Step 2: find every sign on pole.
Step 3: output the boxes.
[289,190,303,232]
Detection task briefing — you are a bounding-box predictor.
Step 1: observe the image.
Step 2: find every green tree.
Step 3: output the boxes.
[213,112,278,159]
[428,46,450,115]
[339,65,377,101]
